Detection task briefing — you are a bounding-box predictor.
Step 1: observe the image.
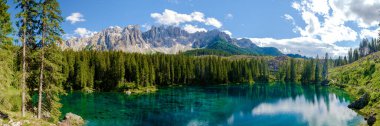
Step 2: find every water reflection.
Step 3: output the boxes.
[60,83,364,126]
[252,94,360,126]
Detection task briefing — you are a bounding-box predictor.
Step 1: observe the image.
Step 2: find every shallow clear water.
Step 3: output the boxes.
[60,83,364,126]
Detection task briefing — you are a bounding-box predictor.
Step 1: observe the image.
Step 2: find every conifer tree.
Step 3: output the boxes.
[36,0,65,121]
[314,55,320,82]
[0,0,13,45]
[348,48,353,63]
[289,58,297,82]
[15,0,39,117]
[322,53,329,81]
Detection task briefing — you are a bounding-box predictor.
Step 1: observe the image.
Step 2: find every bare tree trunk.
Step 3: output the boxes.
[21,14,26,117]
[37,24,45,119]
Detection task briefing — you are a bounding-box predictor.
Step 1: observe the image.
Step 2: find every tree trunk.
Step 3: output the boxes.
[37,24,45,119]
[21,14,26,117]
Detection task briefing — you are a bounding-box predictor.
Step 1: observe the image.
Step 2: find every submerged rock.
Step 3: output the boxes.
[348,93,370,109]
[59,113,85,126]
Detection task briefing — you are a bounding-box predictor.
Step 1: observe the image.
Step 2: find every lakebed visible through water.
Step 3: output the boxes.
[60,83,364,126]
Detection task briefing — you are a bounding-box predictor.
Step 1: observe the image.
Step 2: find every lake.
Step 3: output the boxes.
[60,83,364,126]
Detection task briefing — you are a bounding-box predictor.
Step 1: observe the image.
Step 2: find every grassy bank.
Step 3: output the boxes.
[329,51,380,125]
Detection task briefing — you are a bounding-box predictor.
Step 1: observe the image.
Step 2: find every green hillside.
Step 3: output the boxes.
[329,51,380,125]
[184,38,283,56]
[206,38,251,55]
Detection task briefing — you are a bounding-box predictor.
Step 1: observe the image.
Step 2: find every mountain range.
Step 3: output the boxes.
[62,25,283,56]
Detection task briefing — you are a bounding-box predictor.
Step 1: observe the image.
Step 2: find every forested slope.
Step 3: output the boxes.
[329,51,380,125]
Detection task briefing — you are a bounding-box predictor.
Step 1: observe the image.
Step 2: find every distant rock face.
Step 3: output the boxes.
[63,25,282,56]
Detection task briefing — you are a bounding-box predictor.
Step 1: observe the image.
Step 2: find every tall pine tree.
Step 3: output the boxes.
[322,53,329,81]
[0,0,13,45]
[314,55,320,82]
[15,0,39,117]
[37,0,65,122]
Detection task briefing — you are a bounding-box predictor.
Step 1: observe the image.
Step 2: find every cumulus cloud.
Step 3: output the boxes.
[183,24,207,33]
[74,28,97,38]
[223,30,232,36]
[151,9,223,28]
[249,37,349,57]
[360,28,380,39]
[141,24,152,31]
[332,0,380,28]
[63,28,97,39]
[205,18,222,28]
[249,0,380,57]
[66,12,85,24]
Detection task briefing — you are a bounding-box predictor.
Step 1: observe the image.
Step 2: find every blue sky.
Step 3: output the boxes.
[57,0,299,38]
[7,0,380,57]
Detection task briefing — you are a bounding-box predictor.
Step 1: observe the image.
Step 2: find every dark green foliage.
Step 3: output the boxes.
[40,46,66,123]
[15,0,39,49]
[36,0,65,122]
[59,50,320,92]
[329,51,380,125]
[348,48,353,63]
[182,49,232,56]
[301,60,313,83]
[289,58,297,82]
[0,0,13,45]
[183,38,283,56]
[252,47,283,56]
[314,56,320,82]
[206,38,250,55]
[286,54,308,59]
[346,38,380,64]
[322,53,328,81]
[0,46,21,111]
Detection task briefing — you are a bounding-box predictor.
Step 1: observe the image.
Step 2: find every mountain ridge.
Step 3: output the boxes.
[62,25,283,56]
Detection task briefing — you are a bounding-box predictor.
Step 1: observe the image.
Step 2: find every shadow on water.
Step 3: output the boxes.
[60,82,364,126]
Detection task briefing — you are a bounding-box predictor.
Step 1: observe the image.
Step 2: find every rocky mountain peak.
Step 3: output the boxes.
[62,25,282,56]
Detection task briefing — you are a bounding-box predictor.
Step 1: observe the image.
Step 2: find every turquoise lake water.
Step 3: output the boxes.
[60,83,364,126]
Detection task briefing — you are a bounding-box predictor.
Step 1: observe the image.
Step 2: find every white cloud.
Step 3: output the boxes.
[63,28,97,39]
[191,12,206,22]
[66,12,85,24]
[74,28,96,38]
[309,0,330,15]
[254,0,380,57]
[141,24,152,31]
[249,37,348,57]
[223,30,232,36]
[331,0,380,28]
[292,2,301,10]
[360,28,380,39]
[151,9,223,28]
[284,14,294,21]
[183,24,207,33]
[225,13,233,19]
[151,9,193,26]
[284,14,300,33]
[205,18,222,28]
